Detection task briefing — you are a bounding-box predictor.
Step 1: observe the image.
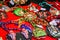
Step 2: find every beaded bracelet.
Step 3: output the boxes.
[0,20,18,31]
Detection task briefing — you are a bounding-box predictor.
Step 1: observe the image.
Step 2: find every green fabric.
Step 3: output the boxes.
[31,22,46,37]
[33,28,46,37]
[13,8,26,16]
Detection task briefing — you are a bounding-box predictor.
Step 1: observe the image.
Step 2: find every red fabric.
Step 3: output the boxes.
[0,2,57,40]
[0,11,57,40]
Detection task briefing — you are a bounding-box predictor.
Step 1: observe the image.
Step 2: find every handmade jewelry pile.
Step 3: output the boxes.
[0,0,60,40]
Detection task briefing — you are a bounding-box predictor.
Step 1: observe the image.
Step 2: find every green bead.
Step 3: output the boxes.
[13,8,26,16]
